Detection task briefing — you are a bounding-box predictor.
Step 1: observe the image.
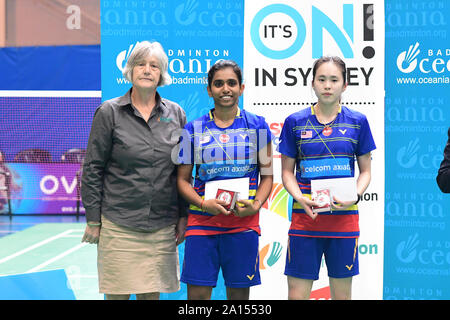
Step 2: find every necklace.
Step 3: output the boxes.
[211,109,237,128]
[314,104,339,136]
[322,118,337,136]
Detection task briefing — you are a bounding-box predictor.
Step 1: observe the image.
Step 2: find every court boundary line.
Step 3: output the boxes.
[27,243,88,273]
[0,229,82,265]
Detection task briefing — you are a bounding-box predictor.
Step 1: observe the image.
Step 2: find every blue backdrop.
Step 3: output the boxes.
[384,0,450,299]
[0,45,100,90]
[0,0,449,299]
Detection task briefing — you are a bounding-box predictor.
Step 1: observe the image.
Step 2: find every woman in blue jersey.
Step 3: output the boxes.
[278,56,376,300]
[176,60,273,300]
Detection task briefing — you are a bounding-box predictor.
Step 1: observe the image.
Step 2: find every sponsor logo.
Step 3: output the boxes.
[259,241,283,270]
[396,234,450,266]
[396,42,420,73]
[174,0,197,26]
[158,117,172,123]
[197,162,252,181]
[395,42,450,85]
[174,0,243,27]
[250,3,376,59]
[397,234,419,263]
[116,42,139,73]
[300,158,351,178]
[396,139,444,170]
[397,139,420,169]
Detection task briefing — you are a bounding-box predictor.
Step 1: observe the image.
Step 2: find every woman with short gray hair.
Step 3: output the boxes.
[81,41,187,300]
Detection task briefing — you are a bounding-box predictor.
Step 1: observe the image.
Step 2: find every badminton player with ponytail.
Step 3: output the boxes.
[278,56,376,300]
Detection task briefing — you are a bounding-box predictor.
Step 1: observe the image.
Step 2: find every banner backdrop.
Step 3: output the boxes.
[1,164,83,215]
[384,0,450,300]
[0,0,448,300]
[243,0,385,300]
[100,0,245,300]
[100,0,385,300]
[100,0,245,122]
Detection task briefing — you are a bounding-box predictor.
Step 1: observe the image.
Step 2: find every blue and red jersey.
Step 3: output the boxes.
[278,105,376,238]
[178,108,273,237]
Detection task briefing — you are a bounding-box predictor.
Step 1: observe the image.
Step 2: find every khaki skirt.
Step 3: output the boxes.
[97,216,180,295]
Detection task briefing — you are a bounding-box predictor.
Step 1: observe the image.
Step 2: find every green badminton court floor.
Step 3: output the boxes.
[0,223,102,300]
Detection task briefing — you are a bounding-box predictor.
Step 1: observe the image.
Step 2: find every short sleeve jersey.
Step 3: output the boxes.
[278,105,376,238]
[178,108,273,237]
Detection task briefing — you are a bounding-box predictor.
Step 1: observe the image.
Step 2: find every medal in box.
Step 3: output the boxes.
[311,188,332,213]
[216,188,239,210]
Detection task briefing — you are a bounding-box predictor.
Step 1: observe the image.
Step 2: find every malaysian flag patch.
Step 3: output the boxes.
[301,130,313,139]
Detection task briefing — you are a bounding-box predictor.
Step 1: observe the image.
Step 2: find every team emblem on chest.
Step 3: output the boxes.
[322,126,333,136]
[219,134,230,143]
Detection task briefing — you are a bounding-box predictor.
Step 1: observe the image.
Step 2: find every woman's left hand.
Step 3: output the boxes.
[233,199,260,217]
[81,224,101,244]
[331,195,357,211]
[176,216,187,245]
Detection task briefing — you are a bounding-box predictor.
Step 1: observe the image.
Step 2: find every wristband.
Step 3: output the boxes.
[87,222,101,227]
[200,199,205,212]
[354,194,362,205]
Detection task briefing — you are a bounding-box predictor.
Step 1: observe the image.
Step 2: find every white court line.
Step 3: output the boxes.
[0,229,81,265]
[27,243,88,273]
